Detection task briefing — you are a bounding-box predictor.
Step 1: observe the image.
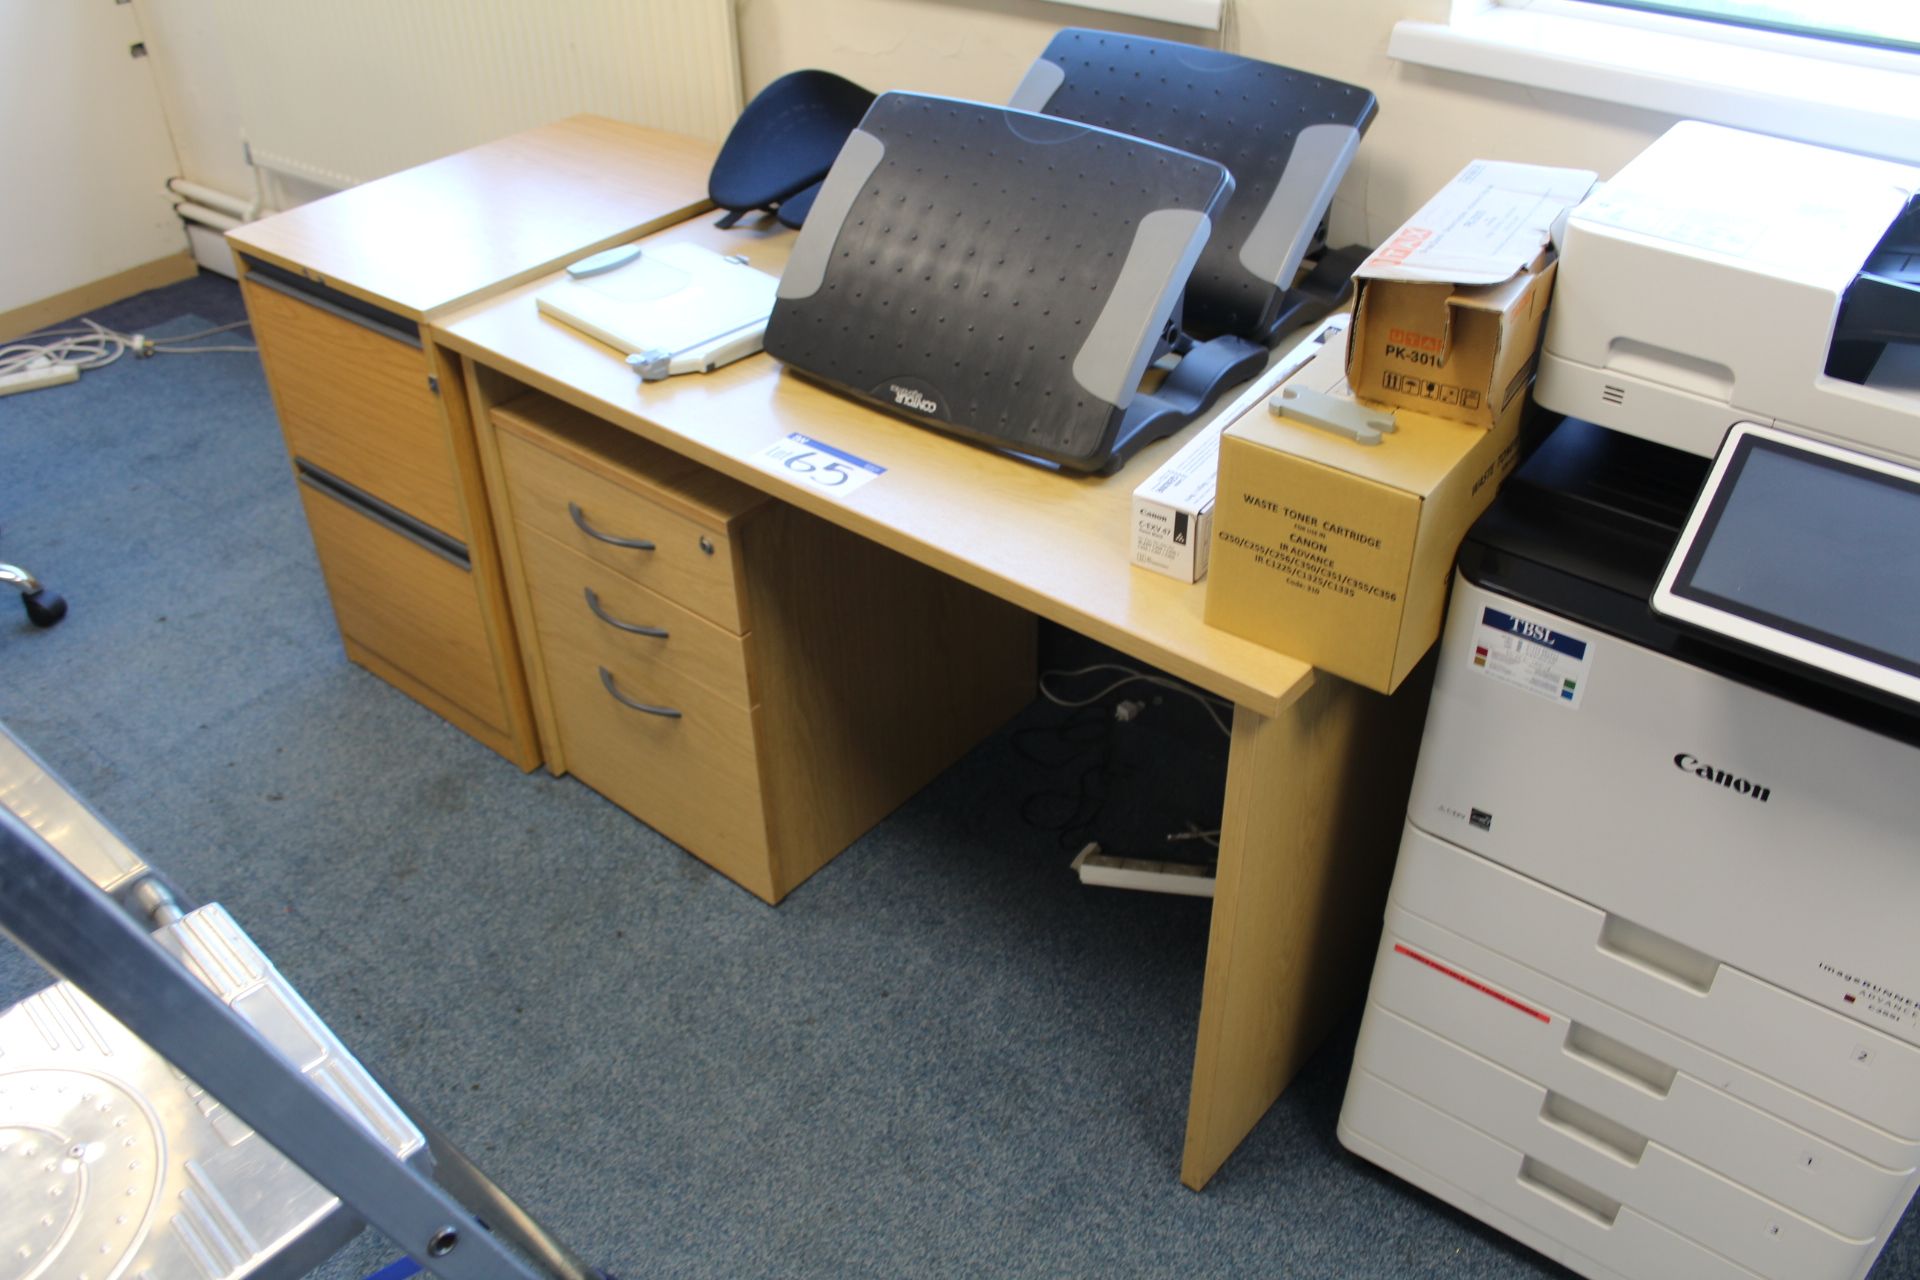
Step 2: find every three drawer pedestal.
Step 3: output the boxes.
[491,392,1035,902]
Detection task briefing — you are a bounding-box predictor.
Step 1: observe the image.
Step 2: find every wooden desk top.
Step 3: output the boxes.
[434,217,1317,717]
[227,116,716,320]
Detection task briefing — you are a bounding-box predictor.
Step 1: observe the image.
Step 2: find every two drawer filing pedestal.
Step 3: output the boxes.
[229,116,717,769]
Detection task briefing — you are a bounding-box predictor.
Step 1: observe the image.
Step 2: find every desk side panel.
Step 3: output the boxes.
[428,342,542,768]
[467,362,569,771]
[1182,663,1432,1189]
[745,503,1037,902]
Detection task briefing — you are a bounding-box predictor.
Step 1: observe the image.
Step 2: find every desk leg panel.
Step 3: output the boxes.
[1181,670,1428,1189]
[429,343,542,770]
[465,361,569,773]
[745,503,1037,901]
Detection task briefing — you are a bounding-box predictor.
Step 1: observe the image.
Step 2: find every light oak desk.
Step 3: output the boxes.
[436,214,1426,1191]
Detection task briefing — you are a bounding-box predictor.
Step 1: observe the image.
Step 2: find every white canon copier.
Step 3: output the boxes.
[1339,122,1920,1280]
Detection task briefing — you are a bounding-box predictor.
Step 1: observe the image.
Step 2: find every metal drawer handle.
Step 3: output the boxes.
[568,501,655,551]
[599,668,682,718]
[583,588,668,638]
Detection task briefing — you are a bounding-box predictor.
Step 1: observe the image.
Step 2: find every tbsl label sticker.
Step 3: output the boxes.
[1472,607,1592,709]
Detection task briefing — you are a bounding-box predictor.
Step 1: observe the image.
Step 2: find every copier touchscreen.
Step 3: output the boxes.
[1654,422,1920,704]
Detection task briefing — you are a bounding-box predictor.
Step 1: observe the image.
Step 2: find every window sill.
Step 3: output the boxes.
[1063,0,1221,31]
[1389,8,1920,166]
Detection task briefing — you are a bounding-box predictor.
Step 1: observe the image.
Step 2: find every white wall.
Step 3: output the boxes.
[144,0,751,206]
[133,0,252,198]
[13,0,1693,321]
[136,0,1686,240]
[0,2,185,318]
[733,0,1684,245]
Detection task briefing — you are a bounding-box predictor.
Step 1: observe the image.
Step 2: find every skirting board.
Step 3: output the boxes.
[0,252,198,342]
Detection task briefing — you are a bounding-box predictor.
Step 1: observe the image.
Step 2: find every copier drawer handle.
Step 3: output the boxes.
[584,588,668,639]
[598,668,682,719]
[569,502,655,551]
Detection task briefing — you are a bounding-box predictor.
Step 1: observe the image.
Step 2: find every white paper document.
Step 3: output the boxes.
[1571,123,1916,277]
[1357,161,1596,286]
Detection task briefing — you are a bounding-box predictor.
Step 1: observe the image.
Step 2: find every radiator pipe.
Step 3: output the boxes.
[166,177,252,220]
[173,200,242,232]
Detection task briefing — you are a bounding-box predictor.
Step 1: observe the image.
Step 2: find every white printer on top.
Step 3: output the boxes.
[1338,121,1920,1280]
[1536,120,1920,465]
[1541,121,1920,714]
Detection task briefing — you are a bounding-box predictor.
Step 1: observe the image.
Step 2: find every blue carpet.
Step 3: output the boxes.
[1,275,1914,1279]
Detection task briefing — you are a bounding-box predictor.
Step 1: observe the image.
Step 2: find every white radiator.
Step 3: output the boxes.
[213,0,742,190]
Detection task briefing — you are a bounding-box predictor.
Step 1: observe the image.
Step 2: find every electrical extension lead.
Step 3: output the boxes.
[0,318,254,381]
[0,358,79,398]
[1071,843,1216,898]
[1167,822,1221,849]
[1015,704,1114,850]
[1038,662,1233,738]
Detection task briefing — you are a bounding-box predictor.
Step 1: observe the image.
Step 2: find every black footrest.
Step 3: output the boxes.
[765,92,1238,472]
[1011,28,1378,346]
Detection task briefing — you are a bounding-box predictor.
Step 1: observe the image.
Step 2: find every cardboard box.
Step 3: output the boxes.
[1346,161,1594,429]
[1131,316,1346,581]
[1205,327,1524,693]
